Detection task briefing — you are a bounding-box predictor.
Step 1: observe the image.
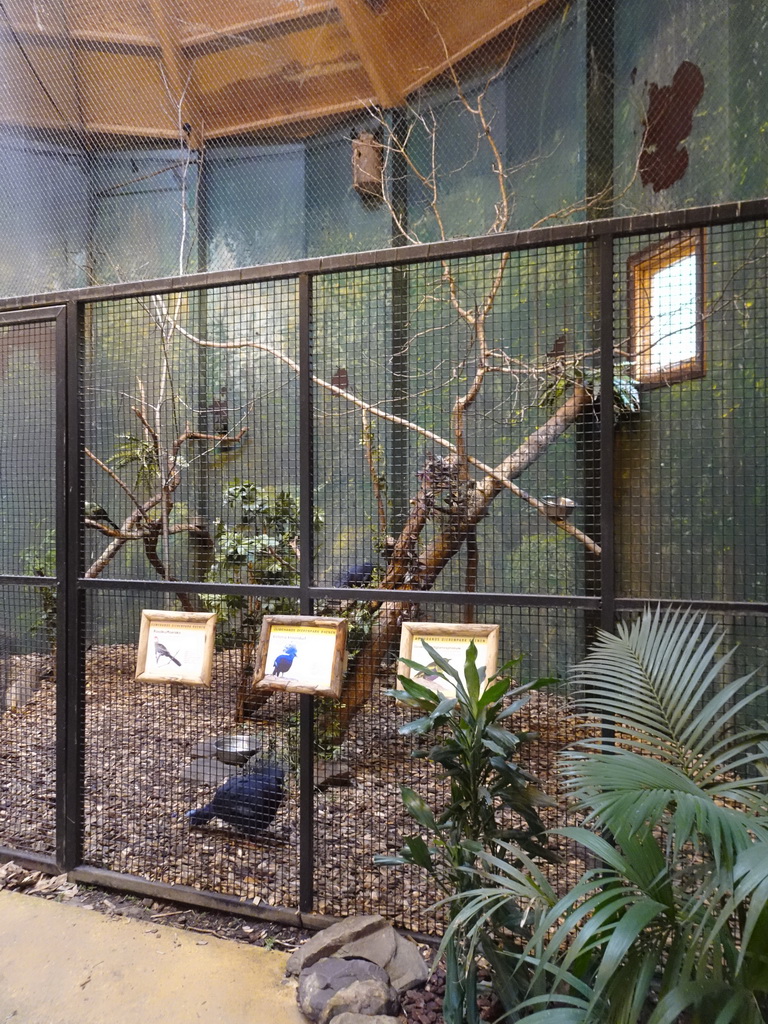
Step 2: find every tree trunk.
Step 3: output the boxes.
[331,385,593,735]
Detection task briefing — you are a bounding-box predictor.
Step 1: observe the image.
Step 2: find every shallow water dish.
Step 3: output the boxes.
[541,495,577,519]
[214,734,259,765]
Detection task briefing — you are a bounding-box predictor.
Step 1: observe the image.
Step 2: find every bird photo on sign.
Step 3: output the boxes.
[253,615,348,697]
[135,610,217,686]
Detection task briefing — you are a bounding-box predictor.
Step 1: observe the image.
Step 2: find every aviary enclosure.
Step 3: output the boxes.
[0,0,766,936]
[0,202,766,932]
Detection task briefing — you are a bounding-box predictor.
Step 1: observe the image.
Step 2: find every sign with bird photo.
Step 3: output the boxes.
[398,622,500,698]
[253,616,348,697]
[135,610,217,686]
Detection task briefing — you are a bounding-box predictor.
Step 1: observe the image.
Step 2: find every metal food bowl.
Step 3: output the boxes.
[214,734,259,765]
[541,495,577,519]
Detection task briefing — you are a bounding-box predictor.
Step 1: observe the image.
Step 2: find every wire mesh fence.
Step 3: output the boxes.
[0,204,766,933]
[0,1,766,299]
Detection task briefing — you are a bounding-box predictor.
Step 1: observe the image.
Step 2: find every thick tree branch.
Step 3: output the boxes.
[333,382,595,733]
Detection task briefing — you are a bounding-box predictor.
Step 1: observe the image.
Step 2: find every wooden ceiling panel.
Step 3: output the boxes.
[193,17,371,132]
[79,50,177,136]
[2,0,158,48]
[335,0,551,101]
[193,19,358,91]
[0,38,77,129]
[172,0,336,47]
[0,0,554,138]
[203,62,375,135]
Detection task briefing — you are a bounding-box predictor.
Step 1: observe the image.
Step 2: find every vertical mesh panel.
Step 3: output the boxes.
[83,588,300,910]
[0,587,57,856]
[0,317,57,856]
[83,278,300,607]
[0,319,56,573]
[313,247,597,600]
[614,222,768,604]
[313,602,590,931]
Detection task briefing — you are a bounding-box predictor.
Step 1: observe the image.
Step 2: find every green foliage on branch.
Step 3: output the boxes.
[204,481,314,646]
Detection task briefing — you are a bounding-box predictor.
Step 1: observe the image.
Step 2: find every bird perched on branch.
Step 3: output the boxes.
[331,367,350,392]
[272,645,298,677]
[547,334,568,361]
[185,762,285,837]
[335,562,377,588]
[84,502,120,531]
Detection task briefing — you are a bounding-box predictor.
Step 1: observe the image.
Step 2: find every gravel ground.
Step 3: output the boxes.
[0,643,592,1021]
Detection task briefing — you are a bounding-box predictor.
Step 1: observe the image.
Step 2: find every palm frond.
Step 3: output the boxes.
[568,607,768,777]
[561,750,768,866]
[564,607,768,857]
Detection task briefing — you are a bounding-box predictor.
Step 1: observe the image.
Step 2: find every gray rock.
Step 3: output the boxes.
[287,915,389,975]
[298,957,392,1021]
[287,913,429,996]
[318,979,400,1024]
[331,1017,401,1024]
[333,924,397,972]
[386,932,429,994]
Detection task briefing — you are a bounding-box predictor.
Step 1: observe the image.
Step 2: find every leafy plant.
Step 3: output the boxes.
[110,432,161,490]
[375,640,557,1024]
[21,530,57,651]
[204,481,315,647]
[443,606,768,1023]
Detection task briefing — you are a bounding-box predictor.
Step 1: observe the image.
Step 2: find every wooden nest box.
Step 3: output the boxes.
[352,132,384,203]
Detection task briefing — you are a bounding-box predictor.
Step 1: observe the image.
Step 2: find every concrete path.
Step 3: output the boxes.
[0,890,306,1024]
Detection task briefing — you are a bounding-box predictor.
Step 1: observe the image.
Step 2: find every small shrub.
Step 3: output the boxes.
[375,640,557,1024]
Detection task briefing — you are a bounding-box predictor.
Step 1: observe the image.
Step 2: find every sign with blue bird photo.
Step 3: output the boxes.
[253,615,348,697]
[135,609,217,686]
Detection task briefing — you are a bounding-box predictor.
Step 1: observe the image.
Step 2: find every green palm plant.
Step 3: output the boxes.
[442,606,768,1023]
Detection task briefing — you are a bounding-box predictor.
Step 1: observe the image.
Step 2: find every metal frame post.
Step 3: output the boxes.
[298,272,315,913]
[57,300,84,870]
[598,232,616,634]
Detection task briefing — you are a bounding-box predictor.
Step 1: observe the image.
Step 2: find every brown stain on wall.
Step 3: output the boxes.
[639,60,705,192]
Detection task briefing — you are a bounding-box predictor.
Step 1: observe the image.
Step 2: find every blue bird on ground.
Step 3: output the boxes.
[335,562,377,588]
[185,762,285,837]
[272,645,298,677]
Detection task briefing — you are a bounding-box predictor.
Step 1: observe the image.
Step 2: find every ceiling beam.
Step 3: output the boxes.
[145,0,203,148]
[179,1,336,51]
[333,0,406,107]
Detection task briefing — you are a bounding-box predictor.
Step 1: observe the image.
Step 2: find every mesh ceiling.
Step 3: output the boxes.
[0,0,764,296]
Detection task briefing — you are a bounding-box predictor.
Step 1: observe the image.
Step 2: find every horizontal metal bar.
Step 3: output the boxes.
[31,573,768,615]
[0,575,57,586]
[77,577,302,597]
[0,198,765,311]
[615,598,768,616]
[72,574,768,614]
[69,865,339,931]
[309,588,602,608]
[0,304,65,324]
[76,576,601,608]
[0,847,59,874]
[5,858,437,940]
